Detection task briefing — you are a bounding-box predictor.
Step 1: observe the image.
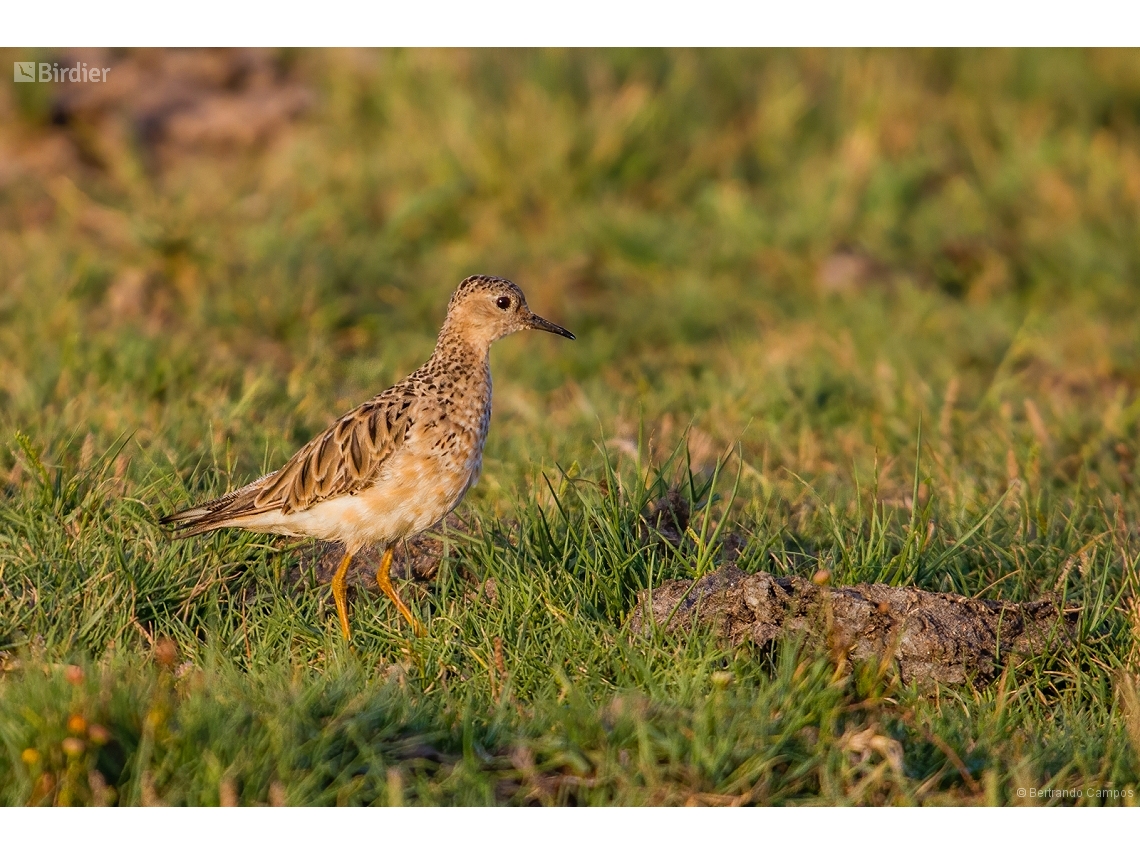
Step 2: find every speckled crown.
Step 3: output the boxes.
[448,275,522,311]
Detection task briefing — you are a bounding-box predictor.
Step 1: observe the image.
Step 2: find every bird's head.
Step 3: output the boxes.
[442,275,575,351]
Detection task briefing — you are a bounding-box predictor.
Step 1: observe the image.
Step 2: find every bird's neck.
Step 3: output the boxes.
[429,329,491,377]
[437,316,494,358]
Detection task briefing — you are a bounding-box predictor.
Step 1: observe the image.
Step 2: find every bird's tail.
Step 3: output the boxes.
[159,471,278,538]
[159,503,234,539]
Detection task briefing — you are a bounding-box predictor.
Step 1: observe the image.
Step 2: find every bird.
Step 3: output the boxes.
[161,275,574,640]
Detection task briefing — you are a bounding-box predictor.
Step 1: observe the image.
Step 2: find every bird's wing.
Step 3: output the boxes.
[255,388,417,514]
[162,384,420,534]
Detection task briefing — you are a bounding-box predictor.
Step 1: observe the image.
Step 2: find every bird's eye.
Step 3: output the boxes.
[496,296,511,310]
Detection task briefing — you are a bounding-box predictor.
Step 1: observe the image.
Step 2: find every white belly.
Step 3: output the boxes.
[232,444,479,551]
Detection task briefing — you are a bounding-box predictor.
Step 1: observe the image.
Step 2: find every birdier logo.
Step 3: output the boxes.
[13,61,110,83]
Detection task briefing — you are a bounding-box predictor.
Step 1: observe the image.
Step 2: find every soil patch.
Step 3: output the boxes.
[628,564,1077,687]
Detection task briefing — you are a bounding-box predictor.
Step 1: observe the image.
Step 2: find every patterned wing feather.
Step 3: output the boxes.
[255,394,411,513]
[161,388,416,536]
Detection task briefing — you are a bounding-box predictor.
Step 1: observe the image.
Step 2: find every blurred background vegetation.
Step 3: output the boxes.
[2,48,1138,509]
[1,49,1139,805]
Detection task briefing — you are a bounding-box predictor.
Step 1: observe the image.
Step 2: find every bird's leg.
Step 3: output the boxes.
[331,548,355,640]
[376,546,426,637]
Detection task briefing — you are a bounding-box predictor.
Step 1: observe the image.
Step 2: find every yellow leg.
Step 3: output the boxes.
[331,549,355,640]
[376,546,426,637]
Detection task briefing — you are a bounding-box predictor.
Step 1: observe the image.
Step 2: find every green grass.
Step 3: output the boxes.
[1,48,1139,805]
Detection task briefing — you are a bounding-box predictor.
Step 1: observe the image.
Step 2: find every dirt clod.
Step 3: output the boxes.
[628,564,1077,687]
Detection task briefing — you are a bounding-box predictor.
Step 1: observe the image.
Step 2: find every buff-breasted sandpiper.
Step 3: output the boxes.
[161,275,574,639]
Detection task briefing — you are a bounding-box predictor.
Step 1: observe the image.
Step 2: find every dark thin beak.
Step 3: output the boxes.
[526,312,575,340]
